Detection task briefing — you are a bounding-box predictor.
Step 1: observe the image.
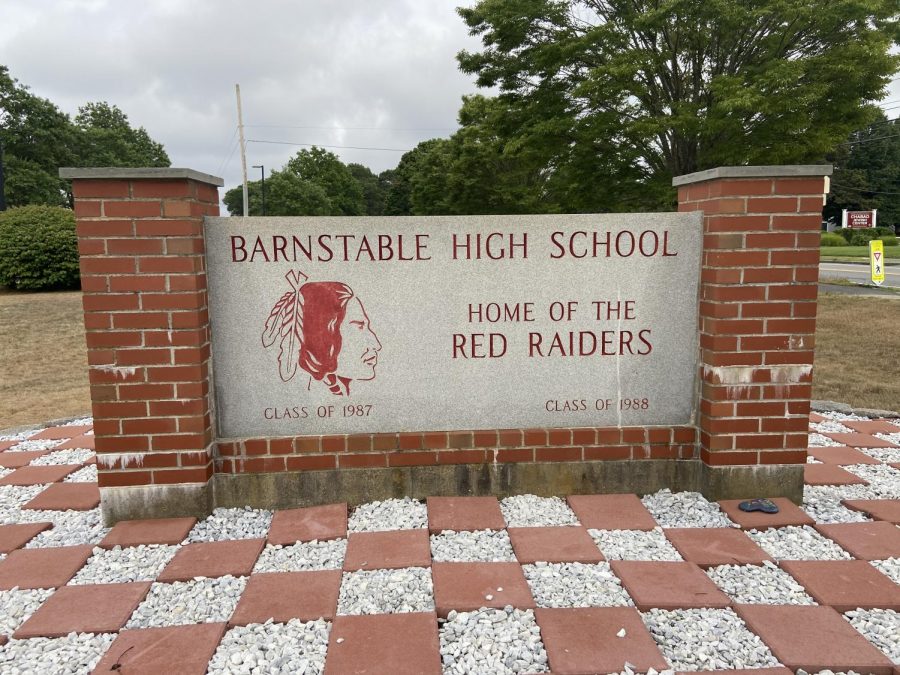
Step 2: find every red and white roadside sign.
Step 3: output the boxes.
[842,209,877,229]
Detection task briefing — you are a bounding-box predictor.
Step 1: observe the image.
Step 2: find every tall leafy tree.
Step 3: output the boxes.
[456,0,899,205]
[74,102,169,168]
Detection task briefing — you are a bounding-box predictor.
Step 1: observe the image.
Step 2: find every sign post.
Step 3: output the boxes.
[842,209,877,229]
[870,240,885,286]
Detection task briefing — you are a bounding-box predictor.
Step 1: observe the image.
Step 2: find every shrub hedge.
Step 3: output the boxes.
[0,205,80,290]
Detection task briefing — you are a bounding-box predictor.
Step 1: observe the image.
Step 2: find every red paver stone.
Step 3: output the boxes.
[100,517,197,548]
[844,419,900,435]
[326,612,441,675]
[157,538,265,582]
[0,450,50,468]
[676,670,793,675]
[0,464,80,485]
[735,604,894,675]
[779,560,900,612]
[23,483,100,511]
[91,623,227,675]
[842,499,900,524]
[0,440,16,451]
[507,526,604,564]
[610,561,731,611]
[426,496,505,533]
[343,530,431,571]
[536,607,668,675]
[14,582,151,638]
[30,425,92,441]
[230,570,341,625]
[717,498,814,531]
[814,521,900,560]
[0,545,93,590]
[56,434,95,451]
[664,528,772,568]
[0,523,53,554]
[824,432,898,448]
[807,446,880,465]
[432,562,534,617]
[567,494,657,531]
[804,464,868,486]
[267,503,347,545]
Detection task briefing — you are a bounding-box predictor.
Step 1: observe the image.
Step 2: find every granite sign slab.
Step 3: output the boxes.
[205,214,702,437]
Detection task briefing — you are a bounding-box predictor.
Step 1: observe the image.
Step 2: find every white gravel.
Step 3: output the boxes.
[126,575,247,628]
[641,489,734,528]
[523,561,633,608]
[810,421,853,434]
[0,588,54,636]
[0,467,11,480]
[706,561,817,605]
[347,498,428,532]
[0,633,115,674]
[499,495,579,527]
[747,525,852,561]
[588,528,683,561]
[439,607,549,674]
[817,411,872,422]
[807,456,823,464]
[29,449,94,466]
[843,608,900,663]
[430,530,516,562]
[253,540,346,572]
[874,431,900,446]
[0,431,31,443]
[842,464,900,497]
[808,433,843,447]
[63,465,98,483]
[62,417,93,426]
[2,439,64,453]
[336,567,434,615]
[208,619,330,675]
[802,486,873,524]
[68,545,179,585]
[872,557,900,585]
[24,509,109,548]
[859,447,900,463]
[0,486,48,525]
[642,608,780,671]
[186,507,273,542]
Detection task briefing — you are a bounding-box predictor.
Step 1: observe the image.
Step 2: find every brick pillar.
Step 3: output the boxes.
[674,166,831,502]
[60,168,222,523]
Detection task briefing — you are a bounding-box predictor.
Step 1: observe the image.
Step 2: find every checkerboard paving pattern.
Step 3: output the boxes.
[0,415,897,673]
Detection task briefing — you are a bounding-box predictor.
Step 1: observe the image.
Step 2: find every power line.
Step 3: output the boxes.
[246,139,408,152]
[842,131,900,145]
[215,127,239,176]
[245,124,456,132]
[831,182,900,195]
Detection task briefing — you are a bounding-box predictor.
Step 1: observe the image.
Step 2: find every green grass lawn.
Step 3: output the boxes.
[820,245,900,259]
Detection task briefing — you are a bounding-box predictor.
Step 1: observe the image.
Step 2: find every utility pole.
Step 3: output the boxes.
[252,165,266,216]
[235,84,249,217]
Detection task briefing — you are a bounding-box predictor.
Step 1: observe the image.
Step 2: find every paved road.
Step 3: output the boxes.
[819,261,899,289]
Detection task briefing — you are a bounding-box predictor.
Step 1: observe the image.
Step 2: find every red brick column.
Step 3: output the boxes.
[674,166,831,501]
[60,168,222,522]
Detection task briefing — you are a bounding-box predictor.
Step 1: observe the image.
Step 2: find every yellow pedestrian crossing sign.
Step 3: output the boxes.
[870,240,885,286]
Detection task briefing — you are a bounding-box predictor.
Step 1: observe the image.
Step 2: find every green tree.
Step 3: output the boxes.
[348,162,389,215]
[74,101,170,168]
[457,0,899,205]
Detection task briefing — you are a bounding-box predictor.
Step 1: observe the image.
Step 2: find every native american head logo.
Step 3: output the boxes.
[262,270,382,396]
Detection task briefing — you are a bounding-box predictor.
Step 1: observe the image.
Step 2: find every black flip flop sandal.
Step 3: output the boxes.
[738,498,779,514]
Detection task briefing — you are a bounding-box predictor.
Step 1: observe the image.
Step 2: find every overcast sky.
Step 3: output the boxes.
[1,0,898,196]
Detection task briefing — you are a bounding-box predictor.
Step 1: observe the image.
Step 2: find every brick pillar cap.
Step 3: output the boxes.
[59,167,224,187]
[672,164,832,187]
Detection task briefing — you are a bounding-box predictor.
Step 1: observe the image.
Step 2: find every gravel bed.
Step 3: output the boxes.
[706,562,817,605]
[69,545,179,584]
[0,431,31,442]
[3,439,64,453]
[24,509,109,548]
[126,575,247,628]
[0,588,54,636]
[874,431,900,446]
[186,507,273,542]
[842,464,900,497]
[0,633,115,674]
[859,447,900,463]
[347,498,428,532]
[0,486,49,525]
[810,421,853,434]
[747,525,852,561]
[871,557,900,585]
[63,465,98,482]
[208,619,330,674]
[430,530,516,562]
[0,467,11,480]
[523,561,633,608]
[641,489,734,528]
[588,528,683,561]
[802,486,873,524]
[642,608,780,671]
[807,456,822,464]
[818,411,872,422]
[336,567,433,615]
[439,607,549,674]
[499,495,579,527]
[253,540,346,572]
[843,608,900,663]
[808,433,843,447]
[29,449,94,466]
